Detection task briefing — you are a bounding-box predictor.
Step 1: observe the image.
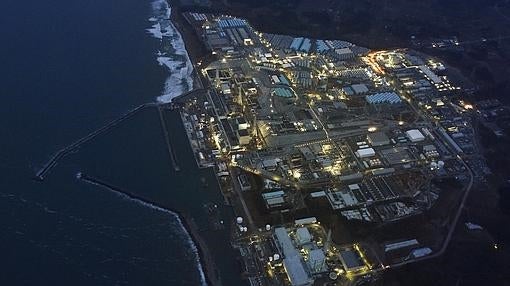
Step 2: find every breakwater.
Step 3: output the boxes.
[157,105,180,171]
[77,172,221,286]
[34,103,157,181]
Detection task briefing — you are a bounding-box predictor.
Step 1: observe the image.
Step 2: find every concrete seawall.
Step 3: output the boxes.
[35,103,156,181]
[78,173,221,286]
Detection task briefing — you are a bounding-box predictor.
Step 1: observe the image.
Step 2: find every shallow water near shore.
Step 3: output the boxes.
[0,0,242,285]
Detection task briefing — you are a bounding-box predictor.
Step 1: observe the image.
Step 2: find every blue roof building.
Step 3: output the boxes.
[366,92,402,104]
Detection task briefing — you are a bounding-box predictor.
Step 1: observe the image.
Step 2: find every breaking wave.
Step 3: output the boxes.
[147,0,194,103]
[145,1,205,284]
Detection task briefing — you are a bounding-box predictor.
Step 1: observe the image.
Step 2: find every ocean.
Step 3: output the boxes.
[0,0,242,285]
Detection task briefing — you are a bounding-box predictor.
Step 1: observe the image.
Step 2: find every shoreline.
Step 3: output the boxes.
[164,2,224,285]
[78,173,220,286]
[167,1,209,87]
[178,212,221,286]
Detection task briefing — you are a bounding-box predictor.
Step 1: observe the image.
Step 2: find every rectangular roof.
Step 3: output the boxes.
[366,92,402,104]
[367,132,390,146]
[274,227,298,257]
[296,227,312,244]
[340,250,364,269]
[283,256,311,286]
[385,239,419,252]
[295,217,317,225]
[418,65,442,84]
[405,129,425,141]
[351,83,369,94]
[356,148,376,158]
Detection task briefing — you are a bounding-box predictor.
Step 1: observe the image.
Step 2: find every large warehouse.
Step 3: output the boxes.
[356,148,376,158]
[367,132,390,146]
[405,129,425,142]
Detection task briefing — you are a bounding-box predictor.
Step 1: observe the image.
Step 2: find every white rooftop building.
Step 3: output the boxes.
[406,129,425,142]
[274,227,313,286]
[296,227,312,245]
[283,256,312,286]
[411,247,432,258]
[356,148,376,158]
[274,227,298,257]
[295,217,317,226]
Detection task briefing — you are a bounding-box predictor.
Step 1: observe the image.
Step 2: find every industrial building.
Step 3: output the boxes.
[179,13,480,285]
[405,129,425,142]
[296,227,312,244]
[351,83,369,95]
[273,87,296,99]
[367,132,390,146]
[237,129,251,145]
[366,92,402,104]
[307,249,326,273]
[274,227,313,286]
[339,249,366,273]
[262,190,288,209]
[356,148,376,158]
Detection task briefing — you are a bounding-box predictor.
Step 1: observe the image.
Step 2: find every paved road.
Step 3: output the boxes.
[388,155,475,268]
[348,155,475,285]
[229,167,257,231]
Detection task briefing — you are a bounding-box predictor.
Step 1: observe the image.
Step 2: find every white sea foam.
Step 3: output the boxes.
[147,0,194,103]
[146,22,163,39]
[144,1,203,280]
[156,56,194,102]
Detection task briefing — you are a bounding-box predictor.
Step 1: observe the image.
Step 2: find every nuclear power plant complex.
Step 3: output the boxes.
[174,12,488,285]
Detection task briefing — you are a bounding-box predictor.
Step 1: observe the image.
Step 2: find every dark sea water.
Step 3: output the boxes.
[0,0,242,285]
